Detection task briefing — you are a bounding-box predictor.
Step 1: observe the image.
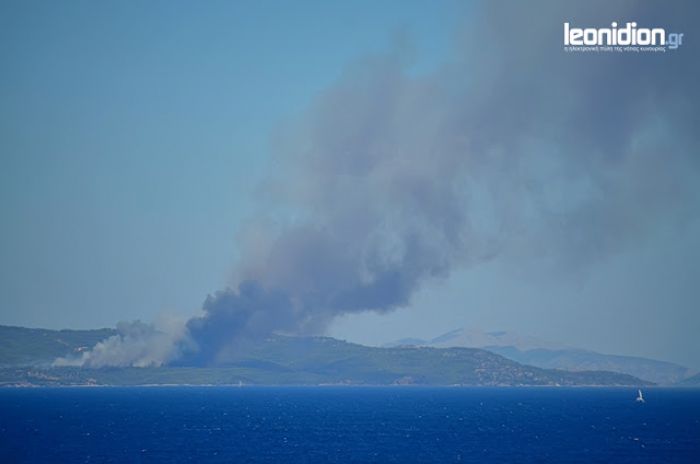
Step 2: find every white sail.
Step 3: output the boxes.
[636,389,645,403]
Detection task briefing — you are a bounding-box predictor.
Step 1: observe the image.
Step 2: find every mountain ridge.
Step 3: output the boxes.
[0,325,651,387]
[384,328,690,385]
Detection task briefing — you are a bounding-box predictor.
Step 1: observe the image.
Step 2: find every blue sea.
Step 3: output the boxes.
[1,387,698,463]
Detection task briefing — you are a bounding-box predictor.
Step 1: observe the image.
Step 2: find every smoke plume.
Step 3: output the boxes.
[54,319,188,368]
[64,0,700,367]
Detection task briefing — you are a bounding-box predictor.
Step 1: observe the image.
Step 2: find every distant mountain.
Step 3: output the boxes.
[432,328,569,350]
[385,328,565,351]
[485,347,688,386]
[679,373,700,386]
[385,328,689,385]
[0,325,648,387]
[385,337,429,347]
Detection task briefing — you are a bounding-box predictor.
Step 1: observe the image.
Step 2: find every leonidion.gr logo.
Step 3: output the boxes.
[564,22,684,53]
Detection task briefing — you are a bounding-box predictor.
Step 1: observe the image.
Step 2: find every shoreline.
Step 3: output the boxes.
[0,383,675,389]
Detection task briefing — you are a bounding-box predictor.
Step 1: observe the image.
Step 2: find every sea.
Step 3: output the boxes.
[0,387,698,463]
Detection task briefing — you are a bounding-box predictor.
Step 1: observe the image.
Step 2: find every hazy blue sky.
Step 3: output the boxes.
[0,0,457,325]
[1,1,699,368]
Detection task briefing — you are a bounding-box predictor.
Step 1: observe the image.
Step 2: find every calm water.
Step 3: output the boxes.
[1,387,698,463]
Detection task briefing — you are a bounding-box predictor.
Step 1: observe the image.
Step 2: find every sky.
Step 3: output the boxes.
[1,1,699,369]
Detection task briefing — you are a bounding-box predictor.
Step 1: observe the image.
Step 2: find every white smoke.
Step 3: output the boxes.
[54,318,188,368]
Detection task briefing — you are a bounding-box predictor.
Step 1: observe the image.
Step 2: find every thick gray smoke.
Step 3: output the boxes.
[64,0,700,367]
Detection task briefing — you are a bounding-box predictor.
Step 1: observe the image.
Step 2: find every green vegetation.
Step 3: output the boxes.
[0,325,116,367]
[0,325,650,387]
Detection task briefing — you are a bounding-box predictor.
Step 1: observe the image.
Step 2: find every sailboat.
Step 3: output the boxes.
[636,389,645,403]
